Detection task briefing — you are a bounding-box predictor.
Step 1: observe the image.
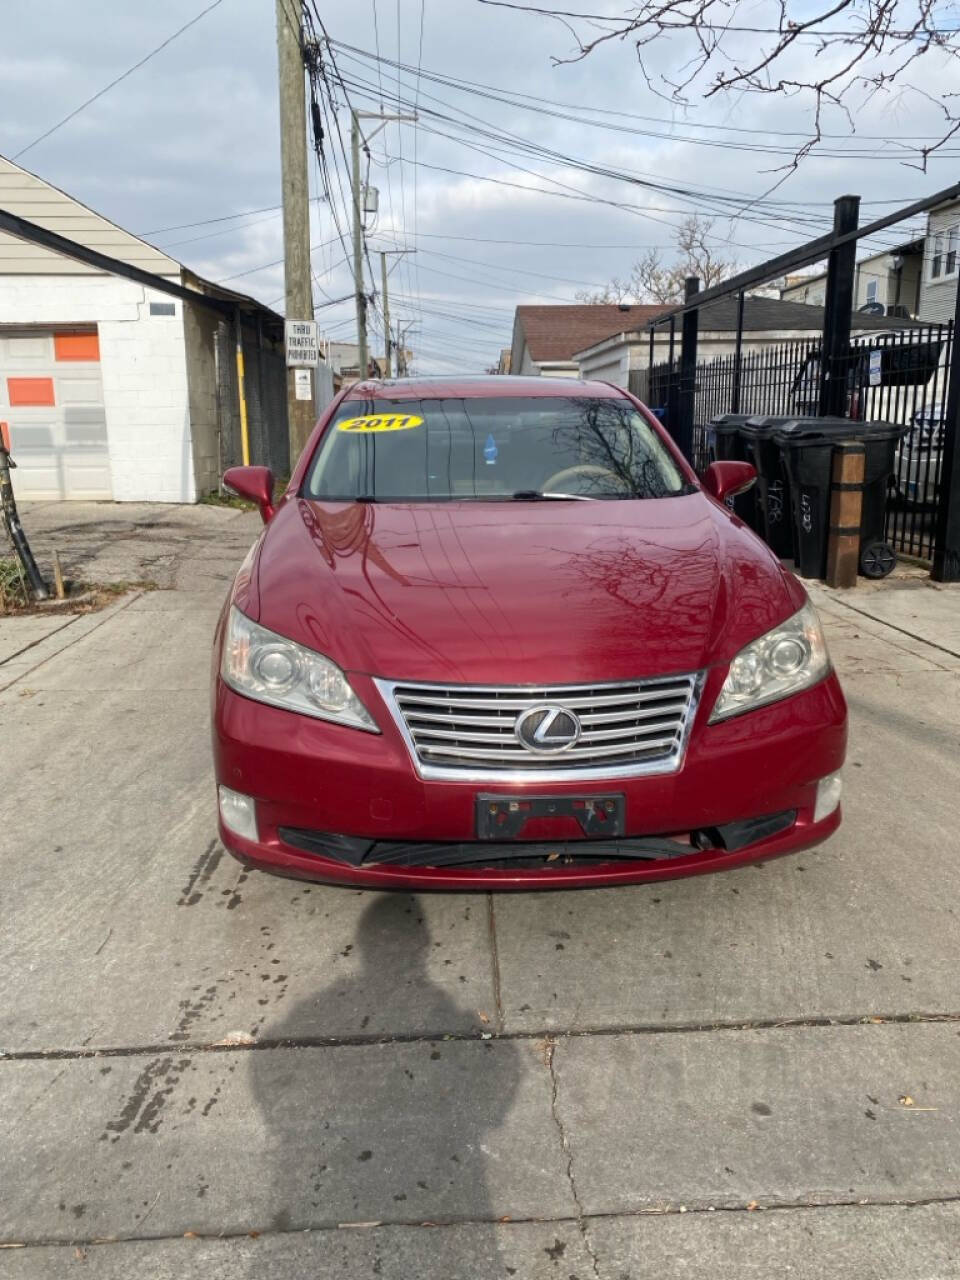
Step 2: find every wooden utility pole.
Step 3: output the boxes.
[351,109,417,382]
[379,249,414,379]
[275,0,314,460]
[380,252,392,377]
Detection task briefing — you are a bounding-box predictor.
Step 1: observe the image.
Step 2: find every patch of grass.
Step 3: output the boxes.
[199,490,255,511]
[94,579,161,596]
[0,556,30,613]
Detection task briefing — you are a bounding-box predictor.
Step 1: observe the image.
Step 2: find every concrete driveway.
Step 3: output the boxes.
[2,505,960,1278]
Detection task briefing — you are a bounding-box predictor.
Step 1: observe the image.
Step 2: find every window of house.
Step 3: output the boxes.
[866,280,878,303]
[930,224,960,280]
[931,232,944,279]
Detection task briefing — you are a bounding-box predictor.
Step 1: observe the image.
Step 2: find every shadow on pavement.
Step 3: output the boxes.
[248,894,522,1276]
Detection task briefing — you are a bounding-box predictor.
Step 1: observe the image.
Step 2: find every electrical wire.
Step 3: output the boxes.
[14,0,226,160]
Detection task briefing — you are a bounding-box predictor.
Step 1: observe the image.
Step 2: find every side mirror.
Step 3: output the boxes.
[223,465,275,524]
[701,461,756,505]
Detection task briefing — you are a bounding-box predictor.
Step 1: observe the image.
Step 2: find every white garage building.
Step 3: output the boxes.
[0,156,285,502]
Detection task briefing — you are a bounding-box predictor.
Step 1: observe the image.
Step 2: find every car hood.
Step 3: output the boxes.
[250,496,801,684]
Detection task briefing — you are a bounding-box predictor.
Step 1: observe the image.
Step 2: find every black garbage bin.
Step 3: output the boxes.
[737,416,808,558]
[707,413,760,530]
[772,419,905,579]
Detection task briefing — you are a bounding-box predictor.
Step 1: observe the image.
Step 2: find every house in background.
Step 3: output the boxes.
[574,295,920,389]
[781,240,924,319]
[920,195,960,323]
[0,155,286,502]
[508,303,669,377]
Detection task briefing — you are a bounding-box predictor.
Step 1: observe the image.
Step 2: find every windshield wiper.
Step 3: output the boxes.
[510,490,598,502]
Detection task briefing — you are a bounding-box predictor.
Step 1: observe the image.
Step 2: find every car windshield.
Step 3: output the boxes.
[305,396,688,501]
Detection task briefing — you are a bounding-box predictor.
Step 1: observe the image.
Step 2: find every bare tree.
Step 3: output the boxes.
[477,0,960,171]
[576,214,736,303]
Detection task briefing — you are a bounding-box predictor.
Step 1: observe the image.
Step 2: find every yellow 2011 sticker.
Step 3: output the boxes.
[337,413,424,433]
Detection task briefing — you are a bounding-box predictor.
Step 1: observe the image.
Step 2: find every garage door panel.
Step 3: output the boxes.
[9,423,57,450]
[1,327,112,500]
[8,421,62,498]
[58,376,104,406]
[0,334,53,365]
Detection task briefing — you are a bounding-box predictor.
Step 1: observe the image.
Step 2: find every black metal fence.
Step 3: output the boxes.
[635,323,953,562]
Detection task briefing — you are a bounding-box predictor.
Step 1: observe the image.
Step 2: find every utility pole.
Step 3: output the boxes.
[350,109,417,381]
[275,0,314,460]
[379,249,415,378]
[351,111,367,381]
[396,321,416,376]
[380,252,391,377]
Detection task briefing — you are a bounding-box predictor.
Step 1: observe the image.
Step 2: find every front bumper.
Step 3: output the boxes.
[212,668,847,891]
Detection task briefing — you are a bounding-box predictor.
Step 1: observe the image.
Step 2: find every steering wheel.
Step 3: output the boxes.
[542,463,629,496]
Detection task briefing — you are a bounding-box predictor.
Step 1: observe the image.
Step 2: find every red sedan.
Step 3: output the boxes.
[212,377,846,891]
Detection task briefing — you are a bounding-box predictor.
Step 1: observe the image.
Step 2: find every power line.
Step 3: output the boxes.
[331,38,960,154]
[13,0,226,160]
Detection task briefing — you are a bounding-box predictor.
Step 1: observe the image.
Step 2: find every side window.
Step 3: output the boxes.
[931,232,944,279]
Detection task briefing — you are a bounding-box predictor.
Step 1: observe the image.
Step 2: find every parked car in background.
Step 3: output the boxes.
[212,376,846,892]
[894,402,944,509]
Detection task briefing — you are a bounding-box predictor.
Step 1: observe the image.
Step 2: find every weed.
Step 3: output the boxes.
[0,556,29,613]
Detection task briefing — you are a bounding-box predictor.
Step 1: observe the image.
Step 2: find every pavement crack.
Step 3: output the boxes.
[486,895,505,1034]
[0,591,141,694]
[5,1008,960,1063]
[545,1037,601,1280]
[7,1195,960,1252]
[823,594,960,661]
[0,615,78,668]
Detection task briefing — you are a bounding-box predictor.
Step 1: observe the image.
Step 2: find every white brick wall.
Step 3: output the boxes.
[0,274,198,502]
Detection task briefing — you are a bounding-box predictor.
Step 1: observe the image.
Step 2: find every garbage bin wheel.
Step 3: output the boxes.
[859,540,896,579]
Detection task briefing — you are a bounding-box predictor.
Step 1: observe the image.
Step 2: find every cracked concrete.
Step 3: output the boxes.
[2,509,960,1277]
[546,1037,601,1279]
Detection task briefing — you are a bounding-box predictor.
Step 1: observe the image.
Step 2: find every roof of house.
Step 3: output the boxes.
[0,155,281,323]
[515,303,671,362]
[642,295,923,334]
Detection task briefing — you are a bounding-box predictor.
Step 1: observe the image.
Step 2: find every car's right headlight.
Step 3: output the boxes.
[221,606,378,732]
[709,600,831,722]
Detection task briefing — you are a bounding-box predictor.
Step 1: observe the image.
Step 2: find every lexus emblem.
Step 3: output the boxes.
[515,704,582,754]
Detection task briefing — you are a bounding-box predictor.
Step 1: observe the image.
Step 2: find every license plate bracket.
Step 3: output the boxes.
[475,793,625,840]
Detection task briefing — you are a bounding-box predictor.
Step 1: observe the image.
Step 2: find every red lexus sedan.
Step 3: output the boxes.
[212,377,846,891]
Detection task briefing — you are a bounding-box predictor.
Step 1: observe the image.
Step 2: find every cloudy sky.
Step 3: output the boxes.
[3,0,958,372]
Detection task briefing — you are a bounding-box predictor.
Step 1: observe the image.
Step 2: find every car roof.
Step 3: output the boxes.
[341,375,626,402]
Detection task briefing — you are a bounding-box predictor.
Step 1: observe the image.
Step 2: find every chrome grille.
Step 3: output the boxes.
[375,674,702,781]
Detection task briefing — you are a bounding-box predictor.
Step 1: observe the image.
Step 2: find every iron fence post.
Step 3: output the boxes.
[731,290,744,413]
[666,315,678,433]
[819,195,861,417]
[676,276,700,462]
[932,295,960,581]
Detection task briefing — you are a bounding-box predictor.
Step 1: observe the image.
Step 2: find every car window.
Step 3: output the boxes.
[305,396,687,501]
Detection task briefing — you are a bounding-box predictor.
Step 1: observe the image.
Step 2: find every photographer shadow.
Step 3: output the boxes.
[247,893,523,1276]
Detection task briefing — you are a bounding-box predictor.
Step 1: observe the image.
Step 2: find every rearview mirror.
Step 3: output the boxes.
[701,461,756,505]
[222,466,276,524]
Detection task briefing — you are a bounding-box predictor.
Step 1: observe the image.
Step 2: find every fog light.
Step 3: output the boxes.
[814,773,842,823]
[218,785,258,841]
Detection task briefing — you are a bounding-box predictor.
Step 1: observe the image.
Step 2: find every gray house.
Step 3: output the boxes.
[920,196,960,323]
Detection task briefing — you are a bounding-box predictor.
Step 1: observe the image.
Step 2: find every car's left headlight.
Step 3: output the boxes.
[221,606,379,732]
[710,600,830,722]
